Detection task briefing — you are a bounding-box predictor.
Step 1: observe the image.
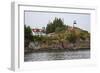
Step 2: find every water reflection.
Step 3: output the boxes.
[24,50,90,62]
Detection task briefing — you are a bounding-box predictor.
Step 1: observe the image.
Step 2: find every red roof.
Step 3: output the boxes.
[32,29,44,32]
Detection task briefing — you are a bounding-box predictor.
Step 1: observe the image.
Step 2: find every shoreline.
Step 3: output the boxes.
[24,48,90,54]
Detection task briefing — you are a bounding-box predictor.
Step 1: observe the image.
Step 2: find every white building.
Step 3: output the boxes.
[32,28,46,36]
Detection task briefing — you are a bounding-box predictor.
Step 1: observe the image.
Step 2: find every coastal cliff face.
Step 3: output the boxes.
[24,25,90,53]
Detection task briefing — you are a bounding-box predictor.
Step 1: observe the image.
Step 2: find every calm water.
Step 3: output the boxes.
[24,50,90,62]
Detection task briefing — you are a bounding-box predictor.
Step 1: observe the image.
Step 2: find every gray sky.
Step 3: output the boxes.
[25,11,90,32]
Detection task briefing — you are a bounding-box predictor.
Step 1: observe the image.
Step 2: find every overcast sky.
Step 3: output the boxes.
[25,11,90,32]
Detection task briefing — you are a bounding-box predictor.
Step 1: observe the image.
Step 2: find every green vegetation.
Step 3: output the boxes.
[24,25,33,48]
[66,30,77,44]
[46,18,66,34]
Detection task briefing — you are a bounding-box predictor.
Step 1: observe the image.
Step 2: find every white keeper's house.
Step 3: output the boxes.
[32,28,46,36]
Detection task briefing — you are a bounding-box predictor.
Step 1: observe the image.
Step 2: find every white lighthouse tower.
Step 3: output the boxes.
[73,20,77,29]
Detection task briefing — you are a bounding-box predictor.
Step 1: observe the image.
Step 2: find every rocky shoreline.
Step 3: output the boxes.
[24,48,90,54]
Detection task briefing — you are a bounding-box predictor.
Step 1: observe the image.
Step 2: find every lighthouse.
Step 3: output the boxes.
[73,20,77,29]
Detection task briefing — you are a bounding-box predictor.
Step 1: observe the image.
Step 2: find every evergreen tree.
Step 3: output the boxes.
[46,17,66,34]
